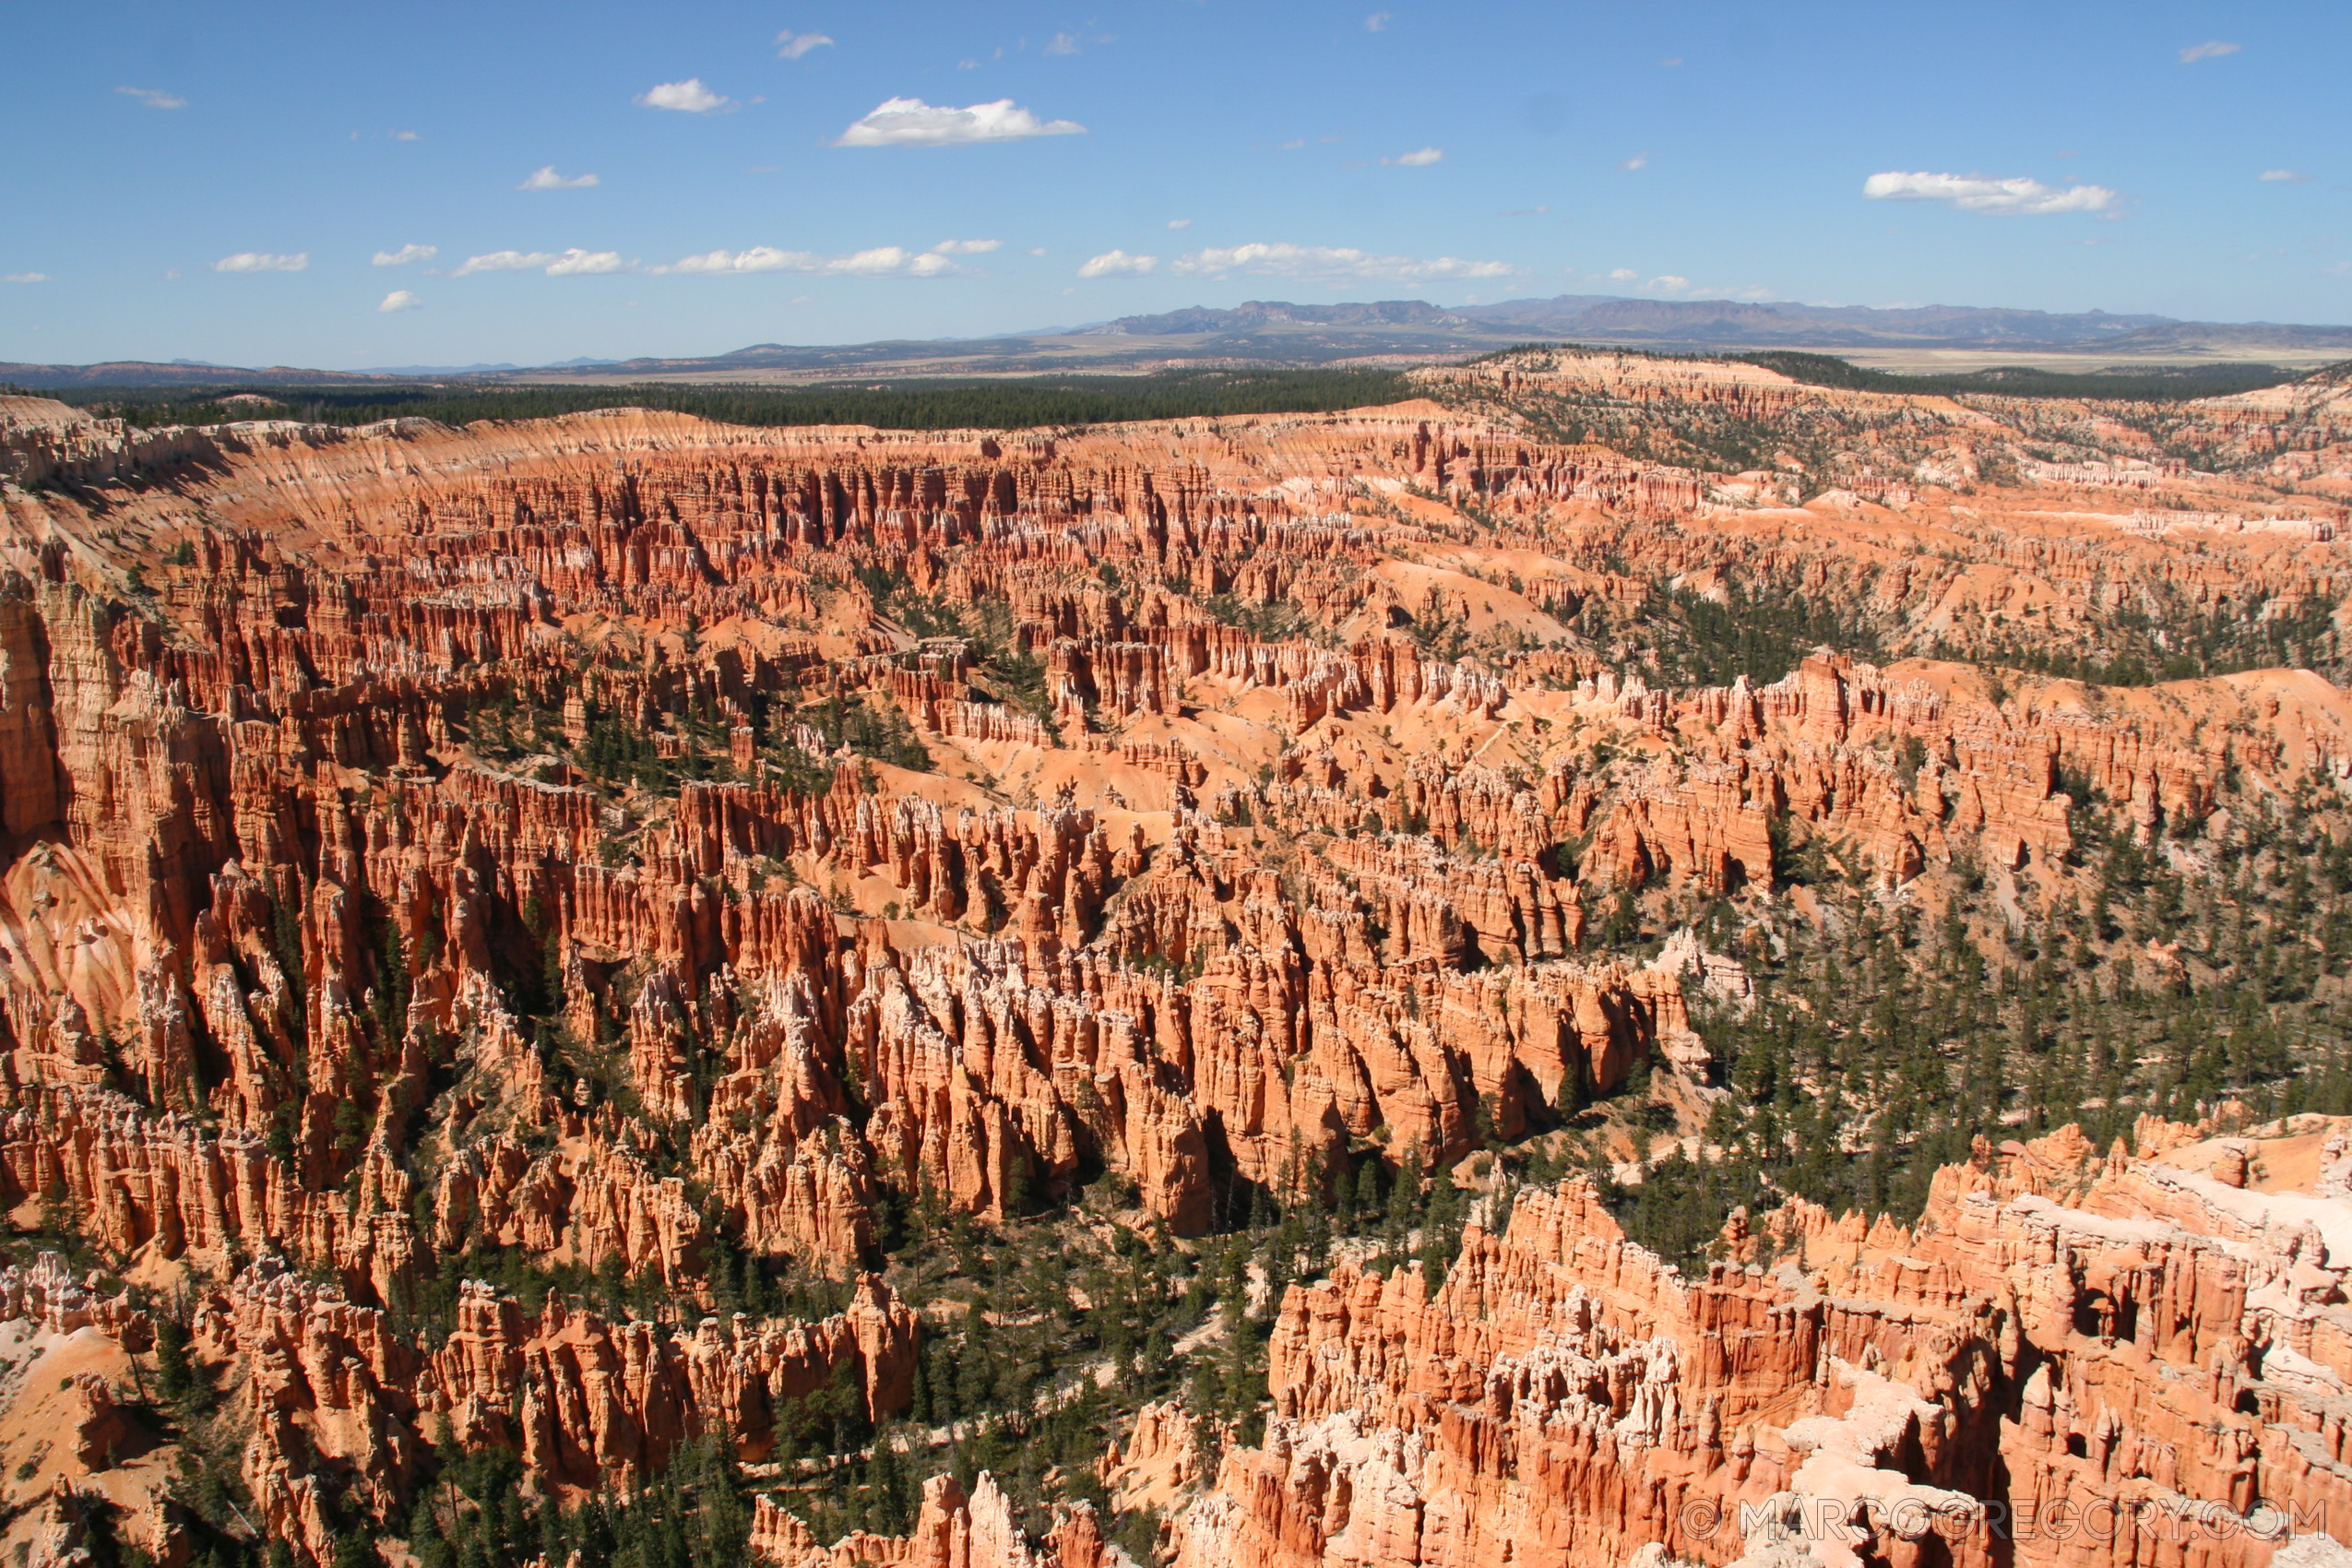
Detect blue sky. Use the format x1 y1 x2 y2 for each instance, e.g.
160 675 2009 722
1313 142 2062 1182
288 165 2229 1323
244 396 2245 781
2 1 2346 369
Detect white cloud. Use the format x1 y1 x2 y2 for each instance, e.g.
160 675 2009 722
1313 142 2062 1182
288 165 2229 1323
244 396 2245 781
373 244 438 267
2259 169 2309 184
116 86 184 109
548 250 625 275
467 236 992 285
776 30 833 59
636 78 728 113
1646 275 1691 292
2180 40 2240 63
835 97 1084 147
2 272 50 284
1385 147 1443 166
651 244 976 278
454 248 625 277
1862 171 2118 215
519 166 600 190
1046 31 1079 54
394 130 419 141
1169 242 1510 283
213 252 309 273
1608 267 1637 280
1620 152 1649 172
1167 219 1192 230
454 251 552 275
1078 250 1158 278
377 290 422 313
1364 10 1391 30
842 247 956 276
659 249 814 274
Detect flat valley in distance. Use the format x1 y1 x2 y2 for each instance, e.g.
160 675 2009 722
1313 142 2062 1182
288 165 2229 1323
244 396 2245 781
10 291 2352 392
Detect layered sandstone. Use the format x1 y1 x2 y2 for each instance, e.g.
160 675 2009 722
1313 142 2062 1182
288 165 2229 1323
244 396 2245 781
1172 1119 2352 1568
0 350 2343 1562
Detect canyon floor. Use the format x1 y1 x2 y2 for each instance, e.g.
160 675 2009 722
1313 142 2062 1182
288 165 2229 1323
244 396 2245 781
0 346 2348 1568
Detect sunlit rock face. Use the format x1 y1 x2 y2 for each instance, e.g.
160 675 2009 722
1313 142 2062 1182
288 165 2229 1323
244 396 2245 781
0 346 2346 1565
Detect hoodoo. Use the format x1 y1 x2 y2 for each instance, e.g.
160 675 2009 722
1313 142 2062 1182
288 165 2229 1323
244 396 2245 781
0 341 2346 1567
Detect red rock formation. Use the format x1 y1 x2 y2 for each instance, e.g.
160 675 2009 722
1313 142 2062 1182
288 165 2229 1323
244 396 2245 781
754 1472 1104 1568
205 1259 916 1564
1174 1120 2352 1568
0 362 2345 1562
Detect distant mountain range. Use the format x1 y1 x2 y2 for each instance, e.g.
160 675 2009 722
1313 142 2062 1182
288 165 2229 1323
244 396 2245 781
1076 296 2352 353
6 295 2349 389
1471 297 2182 347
